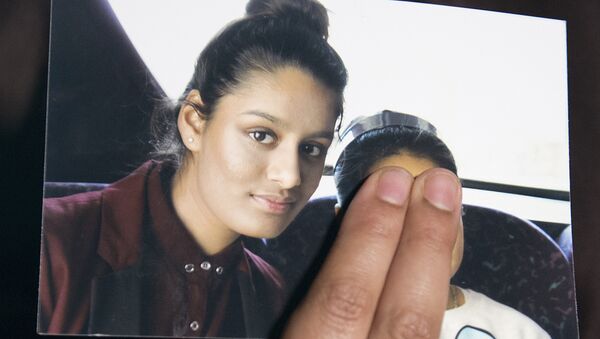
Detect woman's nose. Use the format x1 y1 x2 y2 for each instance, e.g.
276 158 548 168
267 144 302 189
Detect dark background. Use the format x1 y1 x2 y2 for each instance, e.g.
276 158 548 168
43 0 163 183
1 0 598 337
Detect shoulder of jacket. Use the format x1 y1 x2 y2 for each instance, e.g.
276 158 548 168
43 191 104 231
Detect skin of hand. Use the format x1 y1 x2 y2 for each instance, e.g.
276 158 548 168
282 166 462 339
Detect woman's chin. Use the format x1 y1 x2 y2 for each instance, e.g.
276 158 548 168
232 207 297 239
236 222 288 240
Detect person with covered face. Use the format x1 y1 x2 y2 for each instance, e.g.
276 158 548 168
333 111 551 339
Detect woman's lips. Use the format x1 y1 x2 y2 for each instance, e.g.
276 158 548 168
251 194 295 214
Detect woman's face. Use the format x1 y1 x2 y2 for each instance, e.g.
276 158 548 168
183 66 338 240
369 152 464 277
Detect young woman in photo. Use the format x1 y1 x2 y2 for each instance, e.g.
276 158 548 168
38 0 347 336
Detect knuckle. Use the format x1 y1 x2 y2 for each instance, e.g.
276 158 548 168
384 310 433 339
319 279 372 329
365 215 397 240
409 224 455 255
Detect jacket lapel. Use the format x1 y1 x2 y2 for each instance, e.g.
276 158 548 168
97 160 158 270
89 161 156 335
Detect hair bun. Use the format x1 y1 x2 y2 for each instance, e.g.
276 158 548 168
245 0 330 39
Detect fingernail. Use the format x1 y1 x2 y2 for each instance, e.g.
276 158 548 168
423 172 460 212
376 168 412 206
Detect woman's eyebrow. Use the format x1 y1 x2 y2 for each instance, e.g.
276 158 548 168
242 110 283 126
306 131 334 140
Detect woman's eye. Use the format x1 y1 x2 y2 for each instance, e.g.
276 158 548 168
301 144 323 157
249 130 275 144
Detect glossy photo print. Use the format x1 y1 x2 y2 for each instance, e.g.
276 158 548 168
38 0 577 338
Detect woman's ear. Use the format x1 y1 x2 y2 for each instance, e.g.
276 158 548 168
334 203 341 215
177 89 205 152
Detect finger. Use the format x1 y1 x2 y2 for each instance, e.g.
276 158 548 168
283 168 414 339
369 168 462 339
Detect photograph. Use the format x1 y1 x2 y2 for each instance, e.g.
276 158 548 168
38 0 577 337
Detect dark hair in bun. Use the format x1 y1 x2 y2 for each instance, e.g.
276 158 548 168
245 0 329 38
151 0 347 166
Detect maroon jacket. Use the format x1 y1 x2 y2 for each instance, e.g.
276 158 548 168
38 161 284 336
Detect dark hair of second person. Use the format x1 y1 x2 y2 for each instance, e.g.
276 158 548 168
334 125 457 208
